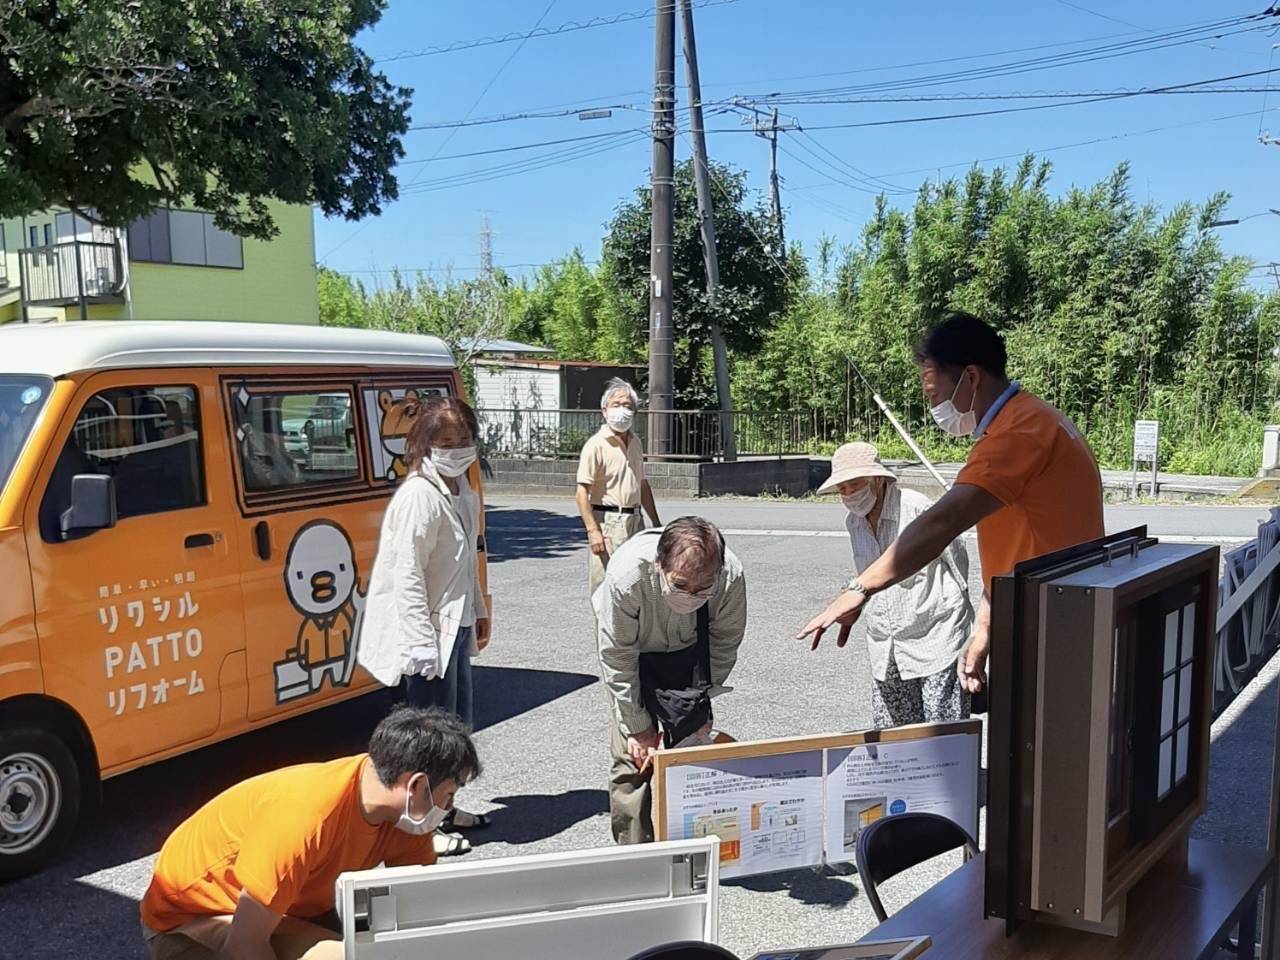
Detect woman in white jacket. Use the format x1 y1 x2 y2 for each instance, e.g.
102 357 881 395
359 396 491 854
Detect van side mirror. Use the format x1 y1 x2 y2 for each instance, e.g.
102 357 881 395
60 474 117 540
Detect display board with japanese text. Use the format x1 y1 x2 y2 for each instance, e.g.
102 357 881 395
654 721 981 880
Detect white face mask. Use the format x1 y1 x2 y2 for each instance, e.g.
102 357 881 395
660 568 713 615
397 776 447 836
841 486 876 517
930 376 978 438
605 407 635 433
430 446 477 478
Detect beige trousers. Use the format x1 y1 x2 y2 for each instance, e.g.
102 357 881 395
587 510 645 597
144 915 341 960
609 711 656 845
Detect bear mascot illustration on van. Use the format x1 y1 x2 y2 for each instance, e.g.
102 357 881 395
274 520 367 703
377 388 423 482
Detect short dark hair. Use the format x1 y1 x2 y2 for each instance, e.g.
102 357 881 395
404 396 481 472
657 516 724 574
915 312 1008 378
368 706 482 788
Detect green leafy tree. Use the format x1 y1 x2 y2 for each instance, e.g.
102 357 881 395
505 249 640 363
0 0 410 238
743 156 1280 474
603 159 789 405
316 267 367 328
319 268 515 397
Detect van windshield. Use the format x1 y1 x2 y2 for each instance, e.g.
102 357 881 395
0 376 52 498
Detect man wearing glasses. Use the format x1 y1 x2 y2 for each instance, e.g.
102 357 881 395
593 517 748 843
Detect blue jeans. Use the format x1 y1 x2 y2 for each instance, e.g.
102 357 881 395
402 627 473 727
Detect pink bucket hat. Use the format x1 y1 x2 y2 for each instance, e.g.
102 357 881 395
817 442 896 495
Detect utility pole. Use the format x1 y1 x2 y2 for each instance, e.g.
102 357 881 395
738 104 796 256
647 0 676 458
767 108 785 256
678 0 736 461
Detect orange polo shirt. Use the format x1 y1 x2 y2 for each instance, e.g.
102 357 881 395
955 390 1104 593
140 754 435 931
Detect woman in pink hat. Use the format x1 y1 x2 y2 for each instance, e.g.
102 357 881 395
816 442 975 726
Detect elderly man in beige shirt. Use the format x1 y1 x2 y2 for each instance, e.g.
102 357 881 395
576 377 661 597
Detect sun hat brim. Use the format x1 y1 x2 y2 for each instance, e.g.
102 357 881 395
817 461 896 495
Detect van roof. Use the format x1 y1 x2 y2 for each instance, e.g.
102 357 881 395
0 321 456 377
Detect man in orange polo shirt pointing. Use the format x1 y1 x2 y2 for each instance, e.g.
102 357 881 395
799 312 1104 694
140 706 480 960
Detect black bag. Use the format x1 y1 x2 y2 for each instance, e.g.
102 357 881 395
638 605 713 749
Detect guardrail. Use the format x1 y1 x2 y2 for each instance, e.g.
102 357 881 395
475 407 890 460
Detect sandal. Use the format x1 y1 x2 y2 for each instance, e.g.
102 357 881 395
442 808 492 831
432 830 471 857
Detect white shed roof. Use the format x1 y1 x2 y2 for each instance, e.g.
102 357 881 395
0 321 455 377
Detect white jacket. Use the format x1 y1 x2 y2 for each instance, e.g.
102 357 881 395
358 463 487 687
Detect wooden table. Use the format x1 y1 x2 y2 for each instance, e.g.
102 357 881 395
857 840 1271 960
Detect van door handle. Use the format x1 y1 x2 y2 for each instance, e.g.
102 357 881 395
253 521 272 561
184 532 216 549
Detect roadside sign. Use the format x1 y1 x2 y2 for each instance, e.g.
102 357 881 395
1131 420 1160 499
1133 420 1160 461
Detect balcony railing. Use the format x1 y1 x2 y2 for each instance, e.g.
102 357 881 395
19 241 124 307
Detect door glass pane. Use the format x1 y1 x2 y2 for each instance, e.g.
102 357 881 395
1161 674 1176 736
1175 726 1190 784
1180 603 1196 664
40 385 204 540
1178 663 1194 723
232 388 359 493
1158 738 1173 799
1164 611 1178 673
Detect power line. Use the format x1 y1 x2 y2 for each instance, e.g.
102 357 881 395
1050 0 1145 32
407 103 653 132
746 67 1280 134
394 13 1276 135
751 84 1279 107
792 131 914 195
398 130 647 164
397 132 650 194
373 0 744 63
731 14 1271 102
868 106 1280 180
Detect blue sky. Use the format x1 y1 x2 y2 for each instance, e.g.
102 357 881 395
315 1 1280 289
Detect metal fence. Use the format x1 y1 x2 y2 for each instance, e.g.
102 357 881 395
475 407 893 460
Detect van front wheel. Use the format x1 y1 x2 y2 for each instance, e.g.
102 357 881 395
0 727 81 881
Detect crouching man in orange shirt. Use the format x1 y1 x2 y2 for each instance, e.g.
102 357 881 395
140 706 481 960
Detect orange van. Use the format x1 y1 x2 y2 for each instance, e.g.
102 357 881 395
0 321 489 879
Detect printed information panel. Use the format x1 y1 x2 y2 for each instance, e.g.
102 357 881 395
654 721 980 880
659 750 824 880
823 733 979 862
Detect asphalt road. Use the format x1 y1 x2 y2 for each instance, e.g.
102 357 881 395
2 495 1275 958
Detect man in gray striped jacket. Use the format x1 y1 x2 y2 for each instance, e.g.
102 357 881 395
592 517 748 844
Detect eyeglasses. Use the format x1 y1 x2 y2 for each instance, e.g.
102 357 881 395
661 569 716 600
